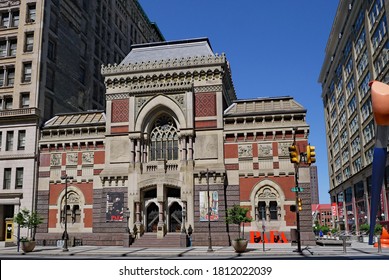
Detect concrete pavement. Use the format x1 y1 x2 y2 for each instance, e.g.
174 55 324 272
0 240 388 259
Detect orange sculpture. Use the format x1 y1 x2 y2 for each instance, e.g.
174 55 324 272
374 227 389 248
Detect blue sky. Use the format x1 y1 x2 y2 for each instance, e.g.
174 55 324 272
138 0 340 203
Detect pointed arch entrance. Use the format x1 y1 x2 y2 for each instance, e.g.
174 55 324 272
146 202 159 232
168 202 182 232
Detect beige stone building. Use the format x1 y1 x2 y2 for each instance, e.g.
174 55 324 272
0 0 163 242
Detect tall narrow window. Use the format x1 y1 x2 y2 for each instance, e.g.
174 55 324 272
25 33 34 52
47 40 55 60
20 92 30 108
1 12 9 27
18 130 26 150
23 62 32 83
0 131 2 150
11 11 19 27
9 39 17 56
6 131 13 151
46 67 55 90
4 96 12 109
0 40 6 57
269 201 278 220
7 68 15 86
149 115 179 161
27 4 36 23
0 69 4 87
15 167 23 189
3 168 11 189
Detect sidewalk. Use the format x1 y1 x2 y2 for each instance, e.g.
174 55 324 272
1 240 388 258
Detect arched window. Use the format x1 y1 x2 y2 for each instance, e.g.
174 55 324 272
60 191 81 224
149 115 179 161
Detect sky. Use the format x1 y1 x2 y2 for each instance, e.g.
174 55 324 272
138 0 340 203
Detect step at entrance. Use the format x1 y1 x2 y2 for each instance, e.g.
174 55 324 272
131 233 187 248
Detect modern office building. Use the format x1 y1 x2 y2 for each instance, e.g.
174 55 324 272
0 0 163 242
318 0 389 232
35 38 316 247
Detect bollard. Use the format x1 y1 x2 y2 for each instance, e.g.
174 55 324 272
378 236 382 253
342 236 347 253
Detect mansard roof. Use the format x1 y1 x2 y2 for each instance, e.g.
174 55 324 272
120 38 214 65
43 111 106 129
224 96 307 117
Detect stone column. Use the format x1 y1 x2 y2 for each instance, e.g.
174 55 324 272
157 202 166 238
188 136 193 160
135 202 142 238
181 137 187 161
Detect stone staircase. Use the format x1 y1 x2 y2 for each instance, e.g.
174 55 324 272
131 232 187 248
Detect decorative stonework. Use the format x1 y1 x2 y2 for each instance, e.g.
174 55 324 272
0 1 20 8
278 142 292 157
238 144 252 158
111 99 129 123
194 85 222 93
101 54 226 75
82 152 94 164
195 93 216 117
257 187 278 199
106 93 130 100
50 154 61 166
173 94 185 106
258 144 272 157
66 153 78 165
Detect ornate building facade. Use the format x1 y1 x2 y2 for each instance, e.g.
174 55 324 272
35 38 315 247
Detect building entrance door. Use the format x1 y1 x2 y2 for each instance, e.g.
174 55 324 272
169 202 182 232
146 203 159 232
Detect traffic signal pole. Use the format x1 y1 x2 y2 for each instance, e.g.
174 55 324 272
294 164 302 253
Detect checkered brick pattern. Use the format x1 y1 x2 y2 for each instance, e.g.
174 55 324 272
195 93 216 117
111 99 129 122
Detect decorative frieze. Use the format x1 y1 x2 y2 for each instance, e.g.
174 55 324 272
66 153 78 165
101 54 226 75
278 142 293 157
258 143 272 157
238 144 252 158
106 93 130 100
50 154 61 166
194 85 222 93
82 152 94 164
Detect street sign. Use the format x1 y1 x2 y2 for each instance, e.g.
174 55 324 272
291 187 304 192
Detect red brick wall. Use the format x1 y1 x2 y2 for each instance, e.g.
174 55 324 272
224 143 238 158
84 209 93 228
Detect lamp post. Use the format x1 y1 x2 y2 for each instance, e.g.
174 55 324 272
200 169 215 253
61 174 73 252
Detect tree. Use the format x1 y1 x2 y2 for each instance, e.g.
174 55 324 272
14 208 43 241
226 205 253 240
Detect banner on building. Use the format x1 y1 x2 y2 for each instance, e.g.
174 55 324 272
199 191 219 221
106 192 124 221
331 203 337 217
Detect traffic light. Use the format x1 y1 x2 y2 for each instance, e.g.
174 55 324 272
297 198 302 211
288 145 300 164
307 145 316 164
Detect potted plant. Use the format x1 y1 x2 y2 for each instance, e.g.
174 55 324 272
14 208 43 253
226 204 252 253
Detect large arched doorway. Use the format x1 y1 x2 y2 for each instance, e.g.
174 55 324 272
169 202 182 232
146 202 159 232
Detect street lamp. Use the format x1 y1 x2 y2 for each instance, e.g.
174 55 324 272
200 169 215 253
61 174 73 252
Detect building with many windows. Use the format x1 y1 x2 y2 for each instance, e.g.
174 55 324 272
0 0 163 242
318 0 389 232
34 38 316 247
